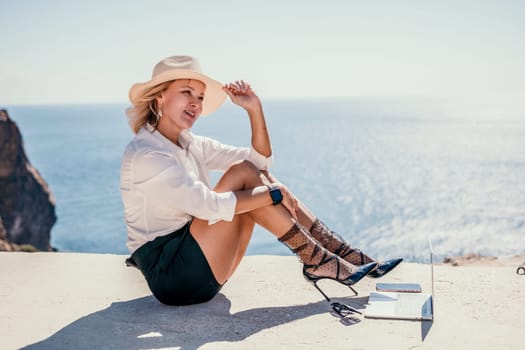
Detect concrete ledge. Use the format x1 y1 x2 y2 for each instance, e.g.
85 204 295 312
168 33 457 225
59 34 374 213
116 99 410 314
1 252 523 349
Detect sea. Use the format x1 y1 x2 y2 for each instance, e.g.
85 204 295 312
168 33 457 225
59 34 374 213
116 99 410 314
5 97 525 262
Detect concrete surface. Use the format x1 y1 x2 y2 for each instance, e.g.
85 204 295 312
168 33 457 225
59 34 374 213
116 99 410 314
1 252 523 349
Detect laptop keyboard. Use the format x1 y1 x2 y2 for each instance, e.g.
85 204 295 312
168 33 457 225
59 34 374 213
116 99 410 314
395 293 432 316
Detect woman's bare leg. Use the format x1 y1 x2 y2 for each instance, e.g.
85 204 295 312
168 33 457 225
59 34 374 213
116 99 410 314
191 161 372 285
191 214 255 284
261 170 317 229
260 170 374 262
261 171 403 277
191 160 297 284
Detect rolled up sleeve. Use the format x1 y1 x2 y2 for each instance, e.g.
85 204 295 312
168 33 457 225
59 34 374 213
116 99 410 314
247 146 273 170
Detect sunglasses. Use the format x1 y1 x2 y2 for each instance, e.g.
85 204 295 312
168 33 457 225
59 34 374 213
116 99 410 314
331 302 362 318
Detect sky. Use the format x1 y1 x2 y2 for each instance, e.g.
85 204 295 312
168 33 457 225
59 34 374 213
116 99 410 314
1 0 524 105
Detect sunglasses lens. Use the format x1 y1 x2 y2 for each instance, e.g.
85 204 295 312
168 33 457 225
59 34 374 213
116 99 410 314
331 302 361 317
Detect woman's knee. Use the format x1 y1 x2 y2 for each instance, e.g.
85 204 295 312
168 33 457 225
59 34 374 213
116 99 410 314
227 160 264 187
229 159 259 174
215 160 262 192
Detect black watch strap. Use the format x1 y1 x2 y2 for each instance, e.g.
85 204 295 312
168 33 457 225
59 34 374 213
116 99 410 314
267 184 283 205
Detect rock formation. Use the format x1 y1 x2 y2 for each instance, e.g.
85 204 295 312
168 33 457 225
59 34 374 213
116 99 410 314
0 109 56 251
0 215 11 250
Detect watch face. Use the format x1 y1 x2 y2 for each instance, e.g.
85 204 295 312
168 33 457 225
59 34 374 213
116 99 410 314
276 190 283 202
270 188 283 204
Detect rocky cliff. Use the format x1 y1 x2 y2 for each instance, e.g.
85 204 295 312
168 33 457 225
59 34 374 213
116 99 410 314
0 109 56 251
0 215 11 250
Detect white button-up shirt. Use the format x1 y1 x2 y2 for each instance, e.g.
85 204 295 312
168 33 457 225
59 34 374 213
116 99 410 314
120 124 273 254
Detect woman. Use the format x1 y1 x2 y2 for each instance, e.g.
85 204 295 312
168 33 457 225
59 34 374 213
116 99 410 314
121 55 402 306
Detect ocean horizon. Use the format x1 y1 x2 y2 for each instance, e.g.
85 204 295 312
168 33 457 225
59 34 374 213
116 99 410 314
4 97 525 262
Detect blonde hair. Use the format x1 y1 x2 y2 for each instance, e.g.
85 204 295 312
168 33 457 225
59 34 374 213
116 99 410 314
126 80 174 134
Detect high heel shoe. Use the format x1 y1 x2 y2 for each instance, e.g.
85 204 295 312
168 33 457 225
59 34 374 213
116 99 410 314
337 245 403 279
303 255 377 302
309 220 402 278
367 258 403 278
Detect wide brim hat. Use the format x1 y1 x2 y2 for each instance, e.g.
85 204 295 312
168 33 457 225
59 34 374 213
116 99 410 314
129 55 227 116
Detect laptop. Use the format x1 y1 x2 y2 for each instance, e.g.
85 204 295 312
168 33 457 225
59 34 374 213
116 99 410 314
364 240 435 321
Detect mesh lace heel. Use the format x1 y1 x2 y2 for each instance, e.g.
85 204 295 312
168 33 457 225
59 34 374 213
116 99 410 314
278 223 377 300
302 258 377 301
310 219 403 278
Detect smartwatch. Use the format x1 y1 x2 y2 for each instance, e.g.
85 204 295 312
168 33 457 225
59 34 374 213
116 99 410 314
267 184 283 205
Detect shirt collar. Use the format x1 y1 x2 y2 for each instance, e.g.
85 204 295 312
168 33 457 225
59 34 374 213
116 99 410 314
144 123 194 151
178 129 194 149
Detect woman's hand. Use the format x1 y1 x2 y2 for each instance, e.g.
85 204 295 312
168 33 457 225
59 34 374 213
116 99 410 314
224 80 272 160
275 183 299 219
223 80 262 113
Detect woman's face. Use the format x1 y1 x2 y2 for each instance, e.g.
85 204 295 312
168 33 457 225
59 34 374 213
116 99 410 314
156 79 206 134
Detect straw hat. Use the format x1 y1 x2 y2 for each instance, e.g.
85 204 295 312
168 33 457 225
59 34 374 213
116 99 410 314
129 55 227 116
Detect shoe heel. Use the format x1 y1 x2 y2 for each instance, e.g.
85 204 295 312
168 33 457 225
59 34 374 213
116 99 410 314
303 266 359 301
348 285 358 297
312 281 332 302
310 279 358 300
303 266 333 301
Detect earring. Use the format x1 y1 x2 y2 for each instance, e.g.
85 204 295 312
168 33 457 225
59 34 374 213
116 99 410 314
148 102 162 122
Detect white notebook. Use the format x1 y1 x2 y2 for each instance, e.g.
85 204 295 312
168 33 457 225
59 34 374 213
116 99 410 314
365 240 435 321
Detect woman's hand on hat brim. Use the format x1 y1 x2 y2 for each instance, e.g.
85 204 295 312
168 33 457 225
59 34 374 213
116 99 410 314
223 80 262 113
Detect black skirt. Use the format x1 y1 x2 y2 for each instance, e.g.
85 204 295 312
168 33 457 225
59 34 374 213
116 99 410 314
129 222 222 306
